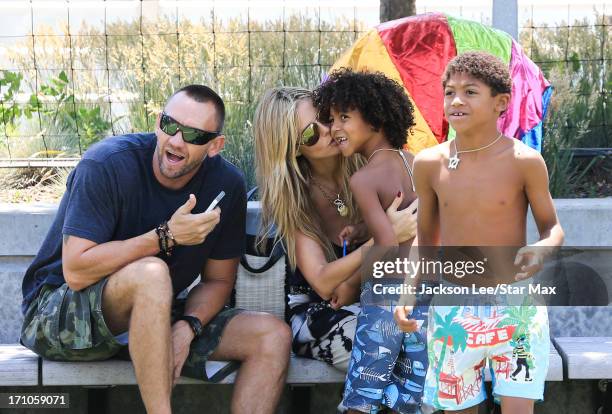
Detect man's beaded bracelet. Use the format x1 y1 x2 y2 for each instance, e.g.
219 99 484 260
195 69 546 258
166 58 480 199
155 221 176 257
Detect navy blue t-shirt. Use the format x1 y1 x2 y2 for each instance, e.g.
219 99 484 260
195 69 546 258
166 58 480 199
21 133 246 314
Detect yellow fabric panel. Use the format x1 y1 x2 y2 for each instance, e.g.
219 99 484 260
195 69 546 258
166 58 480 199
331 30 439 154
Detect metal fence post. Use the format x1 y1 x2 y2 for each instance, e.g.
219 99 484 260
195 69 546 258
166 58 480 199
492 0 518 39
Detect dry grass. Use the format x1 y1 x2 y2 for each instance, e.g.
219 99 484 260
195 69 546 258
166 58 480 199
0 167 70 203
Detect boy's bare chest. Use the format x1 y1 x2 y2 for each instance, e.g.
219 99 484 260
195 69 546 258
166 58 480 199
433 157 525 216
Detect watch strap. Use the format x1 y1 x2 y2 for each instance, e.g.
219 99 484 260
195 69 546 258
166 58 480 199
179 315 203 337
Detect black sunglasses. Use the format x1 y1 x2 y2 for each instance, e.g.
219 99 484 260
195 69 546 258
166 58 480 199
300 122 324 147
160 112 221 145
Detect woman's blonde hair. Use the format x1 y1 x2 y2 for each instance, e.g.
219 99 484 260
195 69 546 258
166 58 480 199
253 86 362 269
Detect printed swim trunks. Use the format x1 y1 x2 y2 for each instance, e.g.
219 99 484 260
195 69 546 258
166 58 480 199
342 280 430 414
423 304 549 411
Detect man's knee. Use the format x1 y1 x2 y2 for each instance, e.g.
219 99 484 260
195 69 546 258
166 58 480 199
109 256 173 301
255 314 292 357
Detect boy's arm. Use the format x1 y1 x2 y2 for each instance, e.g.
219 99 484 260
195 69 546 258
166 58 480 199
523 152 564 246
330 270 362 309
515 151 565 280
349 171 398 246
395 150 440 332
414 152 441 247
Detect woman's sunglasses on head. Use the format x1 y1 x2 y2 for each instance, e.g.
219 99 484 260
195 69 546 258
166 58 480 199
160 112 221 145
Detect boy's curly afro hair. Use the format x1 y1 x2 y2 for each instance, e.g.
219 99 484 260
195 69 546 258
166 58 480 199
442 51 512 96
313 68 415 149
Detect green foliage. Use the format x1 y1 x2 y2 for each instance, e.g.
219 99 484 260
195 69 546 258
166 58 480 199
1 14 361 190
539 66 604 197
520 14 610 197
38 70 112 151
0 70 26 138
1 10 608 196
74 106 112 149
1 69 113 156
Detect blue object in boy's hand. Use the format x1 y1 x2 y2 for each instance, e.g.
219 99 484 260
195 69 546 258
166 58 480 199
343 239 347 257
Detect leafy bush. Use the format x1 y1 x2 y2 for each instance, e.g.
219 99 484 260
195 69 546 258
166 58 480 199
520 14 611 197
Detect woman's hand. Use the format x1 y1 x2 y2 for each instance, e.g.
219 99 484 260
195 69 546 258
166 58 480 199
386 192 418 244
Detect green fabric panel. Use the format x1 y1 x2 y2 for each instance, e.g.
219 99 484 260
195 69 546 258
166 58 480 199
447 126 456 141
446 15 512 64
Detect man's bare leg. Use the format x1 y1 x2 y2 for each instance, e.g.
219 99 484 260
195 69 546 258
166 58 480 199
500 396 534 414
209 312 292 414
102 257 174 414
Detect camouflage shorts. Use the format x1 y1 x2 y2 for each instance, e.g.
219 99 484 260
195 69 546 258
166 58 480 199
21 278 244 382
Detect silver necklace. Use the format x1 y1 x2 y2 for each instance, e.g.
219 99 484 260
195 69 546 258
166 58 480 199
367 148 399 163
449 132 503 170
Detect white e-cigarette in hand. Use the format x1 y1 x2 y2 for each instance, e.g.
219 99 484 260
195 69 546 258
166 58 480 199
204 191 226 213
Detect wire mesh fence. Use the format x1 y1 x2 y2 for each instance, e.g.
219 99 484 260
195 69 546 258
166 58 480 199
0 1 609 192
519 2 610 149
0 0 378 186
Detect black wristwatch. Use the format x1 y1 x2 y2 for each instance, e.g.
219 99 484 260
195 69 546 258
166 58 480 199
179 315 203 338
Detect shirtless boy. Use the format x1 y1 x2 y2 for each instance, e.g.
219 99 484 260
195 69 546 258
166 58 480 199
395 52 564 413
314 69 427 414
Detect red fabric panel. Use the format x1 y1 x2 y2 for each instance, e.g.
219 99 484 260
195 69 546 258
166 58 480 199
377 13 457 143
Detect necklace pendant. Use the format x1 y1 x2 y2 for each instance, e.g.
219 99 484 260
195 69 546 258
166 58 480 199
334 196 349 217
448 156 460 170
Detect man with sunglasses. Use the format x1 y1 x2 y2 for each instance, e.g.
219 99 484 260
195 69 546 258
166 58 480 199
20 85 291 414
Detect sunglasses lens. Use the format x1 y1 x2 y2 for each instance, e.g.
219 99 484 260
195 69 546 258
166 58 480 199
180 129 199 143
301 123 319 146
184 130 218 145
161 115 178 135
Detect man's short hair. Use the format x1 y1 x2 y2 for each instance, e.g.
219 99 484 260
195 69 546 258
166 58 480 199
170 84 226 132
313 68 415 149
442 51 512 96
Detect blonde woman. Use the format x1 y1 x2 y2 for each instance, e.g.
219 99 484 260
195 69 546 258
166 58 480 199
253 87 418 371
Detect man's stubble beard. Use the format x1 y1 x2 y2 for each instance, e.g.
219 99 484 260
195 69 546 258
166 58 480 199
157 146 205 179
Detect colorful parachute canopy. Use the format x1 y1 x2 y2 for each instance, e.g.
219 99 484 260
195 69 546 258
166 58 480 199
331 13 551 154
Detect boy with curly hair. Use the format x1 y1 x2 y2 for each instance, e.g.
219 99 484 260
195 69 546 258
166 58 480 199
314 69 428 414
394 51 564 413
